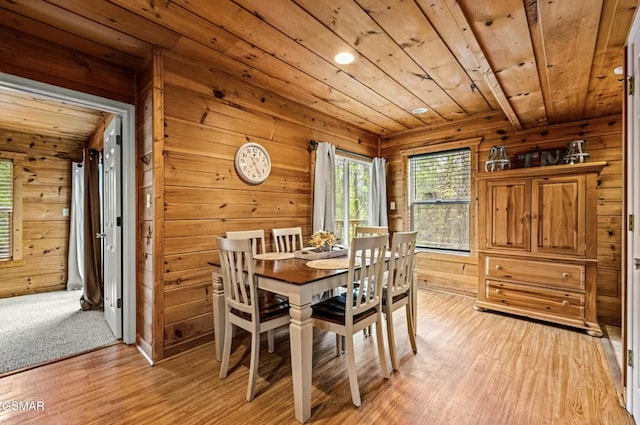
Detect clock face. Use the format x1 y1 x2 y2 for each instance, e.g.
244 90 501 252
234 142 272 184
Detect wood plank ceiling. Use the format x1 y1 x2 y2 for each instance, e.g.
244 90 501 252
0 88 107 140
0 0 636 136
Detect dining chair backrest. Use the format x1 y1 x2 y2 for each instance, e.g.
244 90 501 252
354 226 389 236
345 234 388 324
272 227 304 253
217 237 259 319
226 229 266 256
386 231 417 300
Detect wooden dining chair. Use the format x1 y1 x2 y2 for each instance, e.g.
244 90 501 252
311 234 390 407
226 229 266 256
272 227 304 253
354 225 389 237
216 237 290 401
383 231 418 371
354 225 388 337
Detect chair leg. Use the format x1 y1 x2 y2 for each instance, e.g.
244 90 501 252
386 308 399 371
344 334 361 407
219 319 234 379
375 314 390 379
406 304 417 353
363 325 371 337
411 282 417 336
267 329 275 353
246 328 261 401
339 335 346 354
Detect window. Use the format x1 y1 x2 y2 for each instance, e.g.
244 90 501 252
409 148 471 251
335 155 372 245
0 152 24 262
0 159 12 259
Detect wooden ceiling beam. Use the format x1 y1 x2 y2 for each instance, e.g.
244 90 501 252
418 0 523 131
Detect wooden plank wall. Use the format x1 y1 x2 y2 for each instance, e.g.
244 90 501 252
0 128 83 298
136 53 156 362
0 26 136 104
382 114 623 326
158 50 378 359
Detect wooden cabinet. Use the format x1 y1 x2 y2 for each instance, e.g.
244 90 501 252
476 162 606 336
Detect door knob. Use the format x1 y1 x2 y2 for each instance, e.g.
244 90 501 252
635 258 640 270
96 233 106 239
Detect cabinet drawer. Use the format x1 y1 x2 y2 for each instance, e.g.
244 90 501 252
485 256 584 290
486 280 585 319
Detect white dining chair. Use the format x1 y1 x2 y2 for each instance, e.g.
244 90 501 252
354 225 389 337
383 231 418 370
226 229 266 256
354 225 389 237
272 227 304 253
216 237 290 401
311 234 390 407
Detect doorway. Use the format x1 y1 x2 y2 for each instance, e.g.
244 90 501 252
626 14 640 423
0 72 136 345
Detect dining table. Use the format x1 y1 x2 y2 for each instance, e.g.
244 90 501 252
209 252 417 423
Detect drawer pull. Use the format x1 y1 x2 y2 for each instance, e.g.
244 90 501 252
562 272 570 279
562 300 570 307
495 288 502 294
495 264 503 271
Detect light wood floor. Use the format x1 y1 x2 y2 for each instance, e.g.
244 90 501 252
0 290 633 425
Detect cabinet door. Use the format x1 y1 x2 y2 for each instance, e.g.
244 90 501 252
484 179 530 252
531 176 586 256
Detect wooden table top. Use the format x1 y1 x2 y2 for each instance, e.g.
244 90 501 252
209 257 350 286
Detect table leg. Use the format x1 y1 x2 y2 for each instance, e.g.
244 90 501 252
289 300 313 423
212 271 226 362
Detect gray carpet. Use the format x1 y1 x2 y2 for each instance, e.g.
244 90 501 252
0 290 118 374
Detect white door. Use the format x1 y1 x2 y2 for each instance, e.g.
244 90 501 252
103 116 122 339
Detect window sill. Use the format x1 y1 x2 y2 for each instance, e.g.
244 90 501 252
0 258 26 268
414 248 477 264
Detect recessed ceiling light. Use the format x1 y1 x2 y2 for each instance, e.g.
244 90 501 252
411 107 429 114
334 52 354 65
614 65 624 75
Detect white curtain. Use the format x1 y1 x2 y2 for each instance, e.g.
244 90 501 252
312 142 336 233
371 157 388 226
66 162 84 290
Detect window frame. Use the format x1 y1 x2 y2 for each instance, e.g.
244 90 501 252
334 153 373 246
401 138 481 255
0 151 25 264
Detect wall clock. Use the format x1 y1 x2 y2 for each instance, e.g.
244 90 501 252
234 142 272 184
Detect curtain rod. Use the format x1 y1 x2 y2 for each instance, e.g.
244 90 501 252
308 140 373 161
